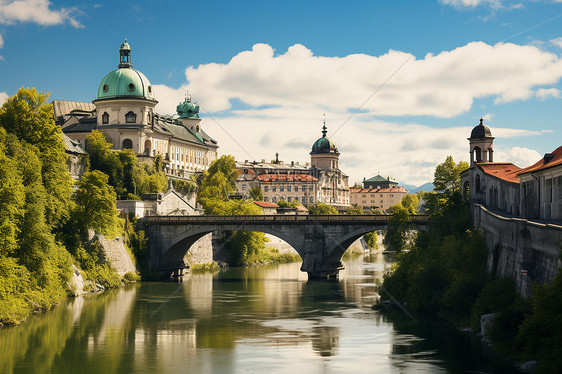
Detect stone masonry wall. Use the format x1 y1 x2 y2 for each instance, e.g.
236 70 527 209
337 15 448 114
472 204 562 298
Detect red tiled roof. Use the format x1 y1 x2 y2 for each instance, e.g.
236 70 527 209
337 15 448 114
257 174 318 182
517 146 562 176
254 201 279 208
349 186 409 194
477 162 521 184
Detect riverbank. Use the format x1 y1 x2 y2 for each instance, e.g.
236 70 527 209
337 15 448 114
378 191 562 373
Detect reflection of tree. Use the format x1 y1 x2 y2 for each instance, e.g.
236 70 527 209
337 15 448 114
312 326 340 357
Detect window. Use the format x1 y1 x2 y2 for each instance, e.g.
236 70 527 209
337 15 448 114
122 139 133 149
272 197 277 203
287 186 291 192
128 83 136 92
288 197 292 202
280 186 284 192
102 84 108 93
310 186 314 191
148 86 152 94
102 111 109 124
310 197 314 203
264 186 269 192
302 186 306 192
242 184 247 190
272 186 277 192
125 111 137 123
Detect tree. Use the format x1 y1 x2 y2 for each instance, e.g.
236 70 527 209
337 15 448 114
400 194 419 214
382 204 412 252
433 155 468 194
308 202 338 215
346 204 365 215
364 231 379 250
249 187 263 201
75 170 118 238
0 88 73 228
86 130 124 196
198 155 237 207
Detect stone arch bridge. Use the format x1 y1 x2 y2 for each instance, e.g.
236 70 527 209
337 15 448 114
142 214 429 279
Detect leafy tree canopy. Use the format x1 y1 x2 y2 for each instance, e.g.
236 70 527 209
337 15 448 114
433 155 468 194
308 202 338 215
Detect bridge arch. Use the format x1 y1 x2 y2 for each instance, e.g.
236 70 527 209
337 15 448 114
159 224 305 271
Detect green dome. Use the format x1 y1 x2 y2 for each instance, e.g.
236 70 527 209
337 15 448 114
310 124 338 154
96 68 155 100
177 97 200 119
96 39 156 101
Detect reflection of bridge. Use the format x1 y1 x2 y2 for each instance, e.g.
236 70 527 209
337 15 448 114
143 214 430 279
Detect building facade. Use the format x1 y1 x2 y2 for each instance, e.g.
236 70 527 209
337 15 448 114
54 40 218 178
461 119 562 221
235 123 350 209
349 186 409 212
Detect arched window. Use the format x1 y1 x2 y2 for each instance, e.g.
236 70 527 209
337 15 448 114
473 146 482 163
122 139 133 149
144 139 151 155
102 111 109 124
125 111 137 123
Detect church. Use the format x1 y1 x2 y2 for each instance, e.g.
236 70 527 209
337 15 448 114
53 40 219 178
461 119 562 221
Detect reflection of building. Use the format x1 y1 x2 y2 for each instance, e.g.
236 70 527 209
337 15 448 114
350 176 408 212
461 119 562 220
54 40 218 177
236 122 350 209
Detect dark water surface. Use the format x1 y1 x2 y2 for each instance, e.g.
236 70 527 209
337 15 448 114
1 254 512 373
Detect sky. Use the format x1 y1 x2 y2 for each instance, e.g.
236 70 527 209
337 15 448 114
1 0 562 186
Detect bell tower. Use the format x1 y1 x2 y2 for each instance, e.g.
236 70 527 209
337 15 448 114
468 118 494 167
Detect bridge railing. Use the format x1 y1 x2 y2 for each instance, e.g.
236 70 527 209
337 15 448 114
142 214 430 225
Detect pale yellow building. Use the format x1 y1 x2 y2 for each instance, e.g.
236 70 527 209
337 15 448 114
350 187 409 212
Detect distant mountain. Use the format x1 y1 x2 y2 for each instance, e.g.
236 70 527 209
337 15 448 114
400 182 434 193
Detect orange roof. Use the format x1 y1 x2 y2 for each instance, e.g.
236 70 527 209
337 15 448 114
477 162 521 184
517 146 562 176
254 201 279 208
257 174 318 182
350 186 409 194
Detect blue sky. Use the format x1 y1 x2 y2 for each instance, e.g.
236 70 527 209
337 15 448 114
1 0 562 185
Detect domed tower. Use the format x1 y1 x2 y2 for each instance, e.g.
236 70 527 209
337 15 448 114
468 118 494 167
310 120 339 170
93 39 158 152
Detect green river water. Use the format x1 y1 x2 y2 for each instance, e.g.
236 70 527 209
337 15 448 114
0 253 516 373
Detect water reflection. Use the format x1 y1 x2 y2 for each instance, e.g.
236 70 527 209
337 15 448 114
0 256 501 373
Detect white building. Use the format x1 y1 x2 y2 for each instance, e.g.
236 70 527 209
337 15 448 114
54 40 218 178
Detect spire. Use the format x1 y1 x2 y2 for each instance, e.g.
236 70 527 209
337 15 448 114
322 113 327 138
479 117 484 125
118 38 132 68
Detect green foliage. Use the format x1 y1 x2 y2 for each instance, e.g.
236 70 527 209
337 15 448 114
85 130 168 199
73 243 121 289
0 87 73 228
123 271 141 283
190 262 220 274
400 194 419 214
382 204 413 252
364 231 379 250
515 272 562 373
433 155 468 194
346 204 365 215
308 202 338 215
277 199 301 208
173 178 197 196
226 231 270 266
249 187 264 201
75 170 119 238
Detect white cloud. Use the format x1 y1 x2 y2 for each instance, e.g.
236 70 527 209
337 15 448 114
536 88 560 100
155 42 562 120
550 37 562 49
495 146 542 168
0 91 8 106
151 42 558 185
0 0 82 28
440 0 523 10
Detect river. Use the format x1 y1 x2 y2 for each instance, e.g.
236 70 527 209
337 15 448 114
0 253 516 373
